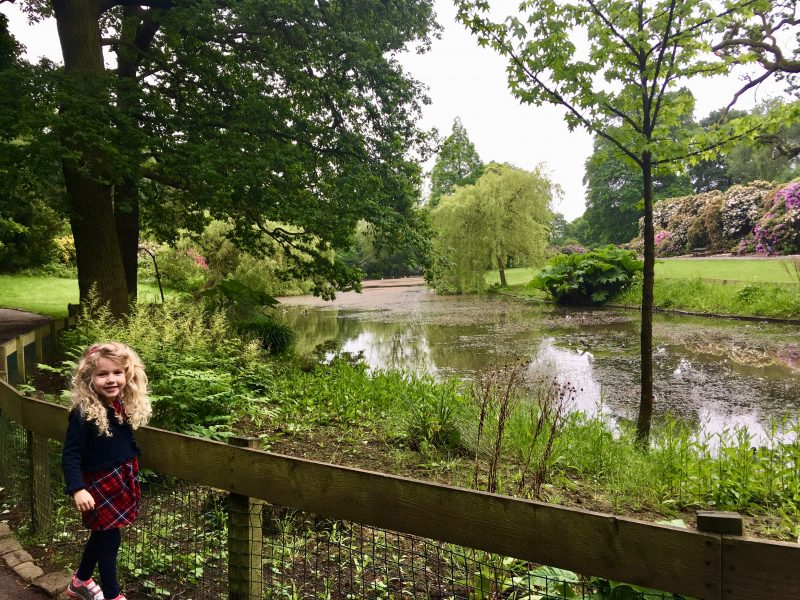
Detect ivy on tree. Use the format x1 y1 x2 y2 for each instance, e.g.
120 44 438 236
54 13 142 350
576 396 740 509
7 0 439 315
456 0 797 443
428 117 484 207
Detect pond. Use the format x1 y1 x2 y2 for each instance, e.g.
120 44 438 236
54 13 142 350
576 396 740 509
278 280 800 438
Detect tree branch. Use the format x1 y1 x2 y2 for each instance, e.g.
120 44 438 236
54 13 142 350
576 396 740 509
724 69 773 112
757 133 800 160
99 0 173 13
586 0 641 60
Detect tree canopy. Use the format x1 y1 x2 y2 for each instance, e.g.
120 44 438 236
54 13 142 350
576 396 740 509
7 0 439 314
428 162 552 293
583 136 692 245
428 117 484 207
455 0 797 442
690 101 800 192
0 15 66 271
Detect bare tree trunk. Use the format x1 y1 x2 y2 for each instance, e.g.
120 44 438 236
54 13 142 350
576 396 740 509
636 151 655 445
496 255 507 287
54 0 129 316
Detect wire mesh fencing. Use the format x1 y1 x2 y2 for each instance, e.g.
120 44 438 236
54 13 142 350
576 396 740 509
0 407 682 599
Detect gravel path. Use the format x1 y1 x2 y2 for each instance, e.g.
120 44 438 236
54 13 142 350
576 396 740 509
0 309 50 344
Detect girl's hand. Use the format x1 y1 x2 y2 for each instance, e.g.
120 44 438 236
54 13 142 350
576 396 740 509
72 489 95 512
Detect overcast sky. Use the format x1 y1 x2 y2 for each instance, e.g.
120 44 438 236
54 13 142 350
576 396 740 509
3 1 788 221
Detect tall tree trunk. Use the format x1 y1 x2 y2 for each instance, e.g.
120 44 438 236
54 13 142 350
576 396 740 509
114 180 140 302
54 0 129 316
636 152 655 444
496 255 507 287
113 9 161 303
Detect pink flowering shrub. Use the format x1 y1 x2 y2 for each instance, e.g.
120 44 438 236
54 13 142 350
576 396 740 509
654 229 684 256
778 181 800 211
747 181 800 255
188 248 210 270
561 244 587 255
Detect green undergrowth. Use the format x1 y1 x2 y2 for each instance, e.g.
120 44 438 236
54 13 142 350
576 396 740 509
486 258 800 289
32 297 800 541
499 275 800 319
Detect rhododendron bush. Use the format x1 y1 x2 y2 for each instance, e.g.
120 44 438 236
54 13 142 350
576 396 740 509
636 180 799 257
743 181 800 255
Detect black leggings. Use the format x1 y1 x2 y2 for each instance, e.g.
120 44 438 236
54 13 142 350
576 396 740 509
76 528 121 599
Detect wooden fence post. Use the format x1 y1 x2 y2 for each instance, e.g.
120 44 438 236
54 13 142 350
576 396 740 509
0 345 6 384
49 321 58 357
697 510 743 600
228 437 264 600
696 510 743 536
34 328 44 364
15 336 26 383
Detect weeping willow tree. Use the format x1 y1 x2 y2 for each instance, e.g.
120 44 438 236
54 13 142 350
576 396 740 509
428 163 553 293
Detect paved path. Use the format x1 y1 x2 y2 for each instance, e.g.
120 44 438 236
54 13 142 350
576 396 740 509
0 308 50 344
0 564 49 599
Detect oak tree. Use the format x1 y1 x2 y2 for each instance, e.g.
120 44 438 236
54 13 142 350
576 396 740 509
5 0 438 314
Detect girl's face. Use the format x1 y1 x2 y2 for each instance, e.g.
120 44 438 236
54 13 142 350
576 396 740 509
92 357 127 403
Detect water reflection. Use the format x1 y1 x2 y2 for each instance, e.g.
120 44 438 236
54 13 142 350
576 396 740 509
278 284 800 438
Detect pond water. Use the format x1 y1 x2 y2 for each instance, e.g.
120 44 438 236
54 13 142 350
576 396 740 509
278 281 800 438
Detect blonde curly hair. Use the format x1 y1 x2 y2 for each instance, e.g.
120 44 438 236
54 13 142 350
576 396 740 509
71 342 152 436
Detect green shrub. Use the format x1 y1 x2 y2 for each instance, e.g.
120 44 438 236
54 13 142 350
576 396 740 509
150 246 209 292
59 293 274 438
530 245 643 304
237 314 294 354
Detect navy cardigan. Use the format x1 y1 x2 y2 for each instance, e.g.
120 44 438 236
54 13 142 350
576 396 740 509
61 406 142 495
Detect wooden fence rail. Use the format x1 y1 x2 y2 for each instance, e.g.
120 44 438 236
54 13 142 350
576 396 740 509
1 380 799 599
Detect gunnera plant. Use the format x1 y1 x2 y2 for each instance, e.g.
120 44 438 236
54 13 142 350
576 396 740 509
530 245 643 304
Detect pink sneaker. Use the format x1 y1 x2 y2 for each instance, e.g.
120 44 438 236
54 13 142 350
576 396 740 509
66 575 103 600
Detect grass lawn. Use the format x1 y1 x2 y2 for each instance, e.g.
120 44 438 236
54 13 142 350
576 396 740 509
656 257 799 283
486 257 800 288
485 267 538 287
0 275 171 318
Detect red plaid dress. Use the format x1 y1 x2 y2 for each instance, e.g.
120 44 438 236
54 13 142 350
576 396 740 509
80 400 142 531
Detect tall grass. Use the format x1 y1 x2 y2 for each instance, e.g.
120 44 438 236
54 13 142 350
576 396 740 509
614 278 800 318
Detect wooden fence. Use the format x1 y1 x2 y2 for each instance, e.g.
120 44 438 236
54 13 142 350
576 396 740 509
0 316 74 385
1 379 799 599
0 317 799 599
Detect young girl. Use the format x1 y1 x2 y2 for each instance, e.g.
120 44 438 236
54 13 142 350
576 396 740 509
61 342 152 600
